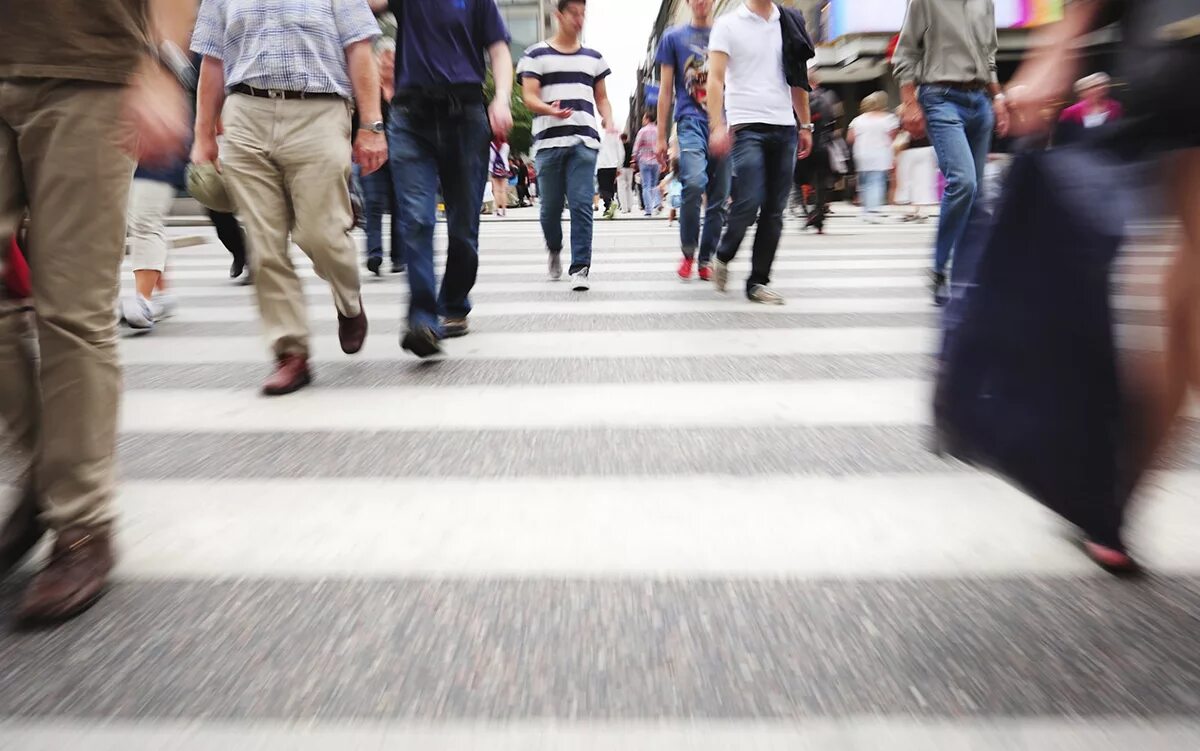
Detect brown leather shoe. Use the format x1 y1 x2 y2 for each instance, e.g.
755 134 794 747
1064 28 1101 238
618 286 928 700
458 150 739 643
15 527 113 629
337 297 368 354
0 484 45 580
262 354 311 396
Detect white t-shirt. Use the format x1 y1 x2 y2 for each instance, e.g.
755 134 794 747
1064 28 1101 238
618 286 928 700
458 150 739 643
849 113 900 172
709 4 794 127
517 42 611 154
597 131 623 169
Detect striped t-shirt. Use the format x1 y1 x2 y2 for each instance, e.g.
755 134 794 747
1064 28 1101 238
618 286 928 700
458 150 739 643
517 42 611 153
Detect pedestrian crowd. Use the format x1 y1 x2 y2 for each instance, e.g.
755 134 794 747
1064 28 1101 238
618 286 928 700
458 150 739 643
0 0 1197 629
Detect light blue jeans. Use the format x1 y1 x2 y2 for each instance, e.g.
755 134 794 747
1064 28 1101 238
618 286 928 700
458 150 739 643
857 170 888 215
536 142 599 273
639 162 661 214
919 86 995 275
676 116 730 264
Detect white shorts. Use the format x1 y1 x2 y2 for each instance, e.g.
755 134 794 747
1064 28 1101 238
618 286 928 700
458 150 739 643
894 147 939 207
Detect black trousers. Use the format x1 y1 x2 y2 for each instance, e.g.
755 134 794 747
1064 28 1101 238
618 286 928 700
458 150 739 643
597 167 618 209
207 209 246 262
793 145 830 229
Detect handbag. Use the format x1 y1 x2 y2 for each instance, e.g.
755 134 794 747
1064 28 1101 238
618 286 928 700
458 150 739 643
934 147 1141 546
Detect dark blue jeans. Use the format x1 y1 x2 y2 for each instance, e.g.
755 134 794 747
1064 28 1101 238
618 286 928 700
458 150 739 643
535 142 598 274
363 161 402 266
677 116 730 264
919 86 994 275
388 101 491 332
715 124 797 294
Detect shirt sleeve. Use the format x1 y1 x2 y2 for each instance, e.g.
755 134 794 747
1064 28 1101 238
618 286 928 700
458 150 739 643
891 0 926 85
595 54 611 82
477 0 513 47
985 0 999 84
886 114 900 132
333 0 382 48
190 0 227 59
709 18 732 56
516 50 539 85
655 30 675 69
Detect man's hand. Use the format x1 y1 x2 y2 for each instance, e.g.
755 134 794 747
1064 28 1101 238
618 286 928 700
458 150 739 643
900 99 926 138
122 61 189 166
603 118 619 135
190 132 219 169
992 97 1011 138
655 136 669 165
489 98 513 141
709 124 732 158
546 101 574 120
354 130 388 175
797 128 813 160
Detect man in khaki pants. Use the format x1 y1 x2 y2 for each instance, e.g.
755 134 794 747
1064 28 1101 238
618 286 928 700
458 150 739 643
0 0 193 627
191 0 387 395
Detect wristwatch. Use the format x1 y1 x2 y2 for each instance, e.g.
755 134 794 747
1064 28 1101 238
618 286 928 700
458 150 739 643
360 120 386 134
798 123 815 131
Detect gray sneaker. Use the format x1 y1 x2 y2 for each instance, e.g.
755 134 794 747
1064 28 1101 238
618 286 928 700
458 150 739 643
712 258 729 293
747 285 785 305
548 252 563 281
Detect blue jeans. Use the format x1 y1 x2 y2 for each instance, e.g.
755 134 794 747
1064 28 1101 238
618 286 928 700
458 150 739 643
716 125 797 294
919 86 994 275
639 162 661 214
677 116 730 264
363 160 402 266
388 100 491 332
858 170 887 215
536 143 599 274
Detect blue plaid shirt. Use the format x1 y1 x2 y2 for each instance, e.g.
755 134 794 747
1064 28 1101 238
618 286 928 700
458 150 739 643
191 0 381 99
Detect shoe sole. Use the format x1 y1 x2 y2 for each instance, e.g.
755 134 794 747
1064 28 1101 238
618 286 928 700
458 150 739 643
402 330 443 359
572 281 590 291
441 327 469 339
262 371 312 397
121 299 154 330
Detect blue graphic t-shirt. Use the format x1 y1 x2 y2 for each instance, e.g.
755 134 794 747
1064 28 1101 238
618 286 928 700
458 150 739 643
655 24 711 123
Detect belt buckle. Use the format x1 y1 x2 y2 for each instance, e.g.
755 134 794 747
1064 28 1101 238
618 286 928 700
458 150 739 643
267 89 286 100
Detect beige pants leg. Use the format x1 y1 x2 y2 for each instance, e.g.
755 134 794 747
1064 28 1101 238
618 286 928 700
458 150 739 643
0 79 132 531
274 98 361 319
126 178 177 272
220 94 306 357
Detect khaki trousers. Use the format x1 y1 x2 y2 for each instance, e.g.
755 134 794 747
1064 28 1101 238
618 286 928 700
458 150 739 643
220 94 362 358
0 79 133 531
127 177 177 272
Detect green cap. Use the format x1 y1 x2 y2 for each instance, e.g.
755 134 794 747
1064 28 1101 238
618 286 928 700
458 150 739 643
185 162 236 214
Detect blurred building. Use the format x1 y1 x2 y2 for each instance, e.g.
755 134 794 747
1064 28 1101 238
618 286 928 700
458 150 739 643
497 0 553 57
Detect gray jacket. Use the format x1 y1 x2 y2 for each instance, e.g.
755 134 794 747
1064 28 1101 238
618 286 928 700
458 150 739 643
892 0 999 86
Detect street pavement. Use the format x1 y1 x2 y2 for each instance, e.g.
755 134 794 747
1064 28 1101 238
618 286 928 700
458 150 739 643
2 211 1200 749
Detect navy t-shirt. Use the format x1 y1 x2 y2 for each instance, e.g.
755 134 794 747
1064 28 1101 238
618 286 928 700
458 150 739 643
655 25 712 122
388 0 511 90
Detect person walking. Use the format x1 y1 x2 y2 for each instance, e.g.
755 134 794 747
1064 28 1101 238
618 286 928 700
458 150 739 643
597 129 622 219
656 0 730 282
1055 72 1123 146
617 133 635 213
893 125 939 223
0 0 192 628
893 0 1009 306
707 0 814 305
633 112 662 215
122 159 186 331
518 0 616 292
191 0 384 394
489 139 512 217
363 43 404 277
848 91 899 223
368 0 512 357
795 69 840 233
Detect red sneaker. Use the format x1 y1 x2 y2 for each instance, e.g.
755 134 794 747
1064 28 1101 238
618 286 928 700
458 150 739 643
698 263 713 282
677 256 695 281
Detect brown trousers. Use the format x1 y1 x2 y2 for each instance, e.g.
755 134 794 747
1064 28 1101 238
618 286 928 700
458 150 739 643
220 93 362 358
0 79 133 531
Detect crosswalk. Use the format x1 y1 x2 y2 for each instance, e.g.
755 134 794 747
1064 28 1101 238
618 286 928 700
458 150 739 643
2 213 1199 749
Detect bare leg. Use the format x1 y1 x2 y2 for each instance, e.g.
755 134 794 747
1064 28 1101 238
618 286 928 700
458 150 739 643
133 269 163 300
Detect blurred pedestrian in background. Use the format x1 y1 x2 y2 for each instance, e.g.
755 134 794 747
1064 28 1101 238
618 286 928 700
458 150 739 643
893 122 939 223
0 0 192 628
597 129 623 220
489 138 512 217
368 0 512 355
122 160 185 331
191 0 384 395
617 133 635 213
893 0 1009 306
1055 72 1123 146
519 0 616 292
848 91 899 224
363 41 405 277
634 112 662 215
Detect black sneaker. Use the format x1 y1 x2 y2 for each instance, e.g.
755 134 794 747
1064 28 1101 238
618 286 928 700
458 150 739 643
367 256 383 277
442 317 469 339
229 253 246 280
401 326 443 358
930 270 949 307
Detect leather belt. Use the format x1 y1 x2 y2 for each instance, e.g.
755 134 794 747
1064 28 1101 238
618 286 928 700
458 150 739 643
231 84 343 101
928 80 988 92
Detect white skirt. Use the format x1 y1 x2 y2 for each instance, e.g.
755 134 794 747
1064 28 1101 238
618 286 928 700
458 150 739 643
894 147 939 206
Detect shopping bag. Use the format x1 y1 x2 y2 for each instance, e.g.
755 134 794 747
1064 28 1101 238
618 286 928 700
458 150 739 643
934 147 1137 542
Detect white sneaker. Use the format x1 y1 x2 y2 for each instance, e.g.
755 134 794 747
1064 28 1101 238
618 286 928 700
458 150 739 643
150 292 177 321
570 267 590 291
712 258 729 293
121 295 155 330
